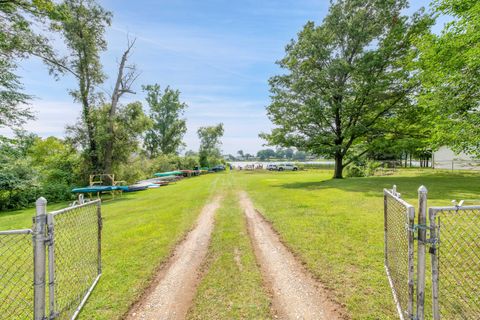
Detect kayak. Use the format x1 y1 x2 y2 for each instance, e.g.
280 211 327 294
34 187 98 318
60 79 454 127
72 185 121 193
154 171 183 177
125 185 149 192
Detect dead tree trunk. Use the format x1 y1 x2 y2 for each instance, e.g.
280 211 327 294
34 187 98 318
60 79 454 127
103 39 138 176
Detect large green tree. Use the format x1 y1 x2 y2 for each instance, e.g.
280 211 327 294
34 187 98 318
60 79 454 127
197 123 224 167
56 0 111 171
418 0 480 156
143 84 188 157
0 0 60 128
262 0 432 178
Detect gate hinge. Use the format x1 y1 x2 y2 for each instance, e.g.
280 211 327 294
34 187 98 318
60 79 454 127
45 225 54 246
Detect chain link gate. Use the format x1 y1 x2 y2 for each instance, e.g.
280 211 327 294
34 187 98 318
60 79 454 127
0 197 102 320
428 205 480 320
384 186 415 320
385 185 480 320
0 229 34 319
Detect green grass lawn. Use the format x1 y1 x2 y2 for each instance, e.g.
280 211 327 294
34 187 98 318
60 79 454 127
187 175 271 320
0 173 225 319
234 169 480 319
2 169 478 319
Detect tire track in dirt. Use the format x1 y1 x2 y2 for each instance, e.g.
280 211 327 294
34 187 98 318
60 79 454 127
239 191 346 320
126 196 222 320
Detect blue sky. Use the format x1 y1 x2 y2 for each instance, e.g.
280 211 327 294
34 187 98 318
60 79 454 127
2 0 447 155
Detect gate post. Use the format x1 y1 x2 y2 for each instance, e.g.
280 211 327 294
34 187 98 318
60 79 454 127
417 186 428 320
33 197 47 320
429 208 440 320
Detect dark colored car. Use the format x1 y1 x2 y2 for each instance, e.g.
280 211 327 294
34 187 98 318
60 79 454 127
211 165 226 172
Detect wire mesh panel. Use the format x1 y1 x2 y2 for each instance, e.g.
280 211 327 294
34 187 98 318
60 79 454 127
384 188 415 320
49 199 101 319
0 229 34 320
429 206 480 319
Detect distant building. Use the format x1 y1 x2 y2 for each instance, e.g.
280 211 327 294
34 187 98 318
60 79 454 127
433 146 479 170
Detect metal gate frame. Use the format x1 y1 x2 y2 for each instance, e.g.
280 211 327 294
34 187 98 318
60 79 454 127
385 186 480 320
33 197 102 320
384 186 416 320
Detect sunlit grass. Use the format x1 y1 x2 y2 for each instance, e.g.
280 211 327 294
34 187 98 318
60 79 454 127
234 169 480 319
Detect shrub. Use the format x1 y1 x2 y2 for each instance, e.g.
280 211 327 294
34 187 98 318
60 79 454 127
344 163 366 177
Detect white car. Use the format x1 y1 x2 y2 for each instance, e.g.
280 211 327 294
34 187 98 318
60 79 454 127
277 163 298 171
266 164 278 171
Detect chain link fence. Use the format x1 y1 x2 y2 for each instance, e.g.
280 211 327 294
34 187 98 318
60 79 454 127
49 200 102 319
429 206 480 320
384 187 415 320
0 229 34 320
0 198 102 320
385 186 480 319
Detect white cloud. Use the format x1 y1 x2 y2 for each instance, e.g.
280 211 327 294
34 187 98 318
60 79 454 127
0 100 80 138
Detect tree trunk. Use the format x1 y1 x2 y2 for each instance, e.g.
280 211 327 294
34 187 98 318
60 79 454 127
333 153 343 179
104 41 136 175
83 103 99 172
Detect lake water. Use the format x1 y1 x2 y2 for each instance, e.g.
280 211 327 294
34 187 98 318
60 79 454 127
228 161 335 168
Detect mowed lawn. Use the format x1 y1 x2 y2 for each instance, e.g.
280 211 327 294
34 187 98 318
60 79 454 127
0 173 225 319
234 169 480 319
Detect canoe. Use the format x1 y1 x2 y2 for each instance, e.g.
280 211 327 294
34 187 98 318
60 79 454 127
154 171 183 177
125 185 149 192
72 185 120 193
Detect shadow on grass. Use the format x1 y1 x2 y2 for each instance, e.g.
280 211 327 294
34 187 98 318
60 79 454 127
277 171 480 201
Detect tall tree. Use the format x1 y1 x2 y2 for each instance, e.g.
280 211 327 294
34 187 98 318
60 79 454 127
261 0 432 178
197 123 224 167
104 39 139 174
0 0 60 128
143 84 188 157
418 0 480 156
56 0 111 171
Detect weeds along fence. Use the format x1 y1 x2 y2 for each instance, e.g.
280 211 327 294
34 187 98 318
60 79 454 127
0 198 102 320
384 186 480 320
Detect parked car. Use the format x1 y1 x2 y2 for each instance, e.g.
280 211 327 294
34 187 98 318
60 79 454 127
211 165 226 172
266 164 278 171
277 163 298 171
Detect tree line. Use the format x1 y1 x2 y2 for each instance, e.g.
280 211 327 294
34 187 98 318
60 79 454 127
229 148 309 161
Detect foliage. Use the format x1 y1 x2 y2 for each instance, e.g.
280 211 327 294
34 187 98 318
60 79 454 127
0 132 79 209
418 0 480 156
262 0 433 178
28 136 80 201
151 154 199 173
143 84 188 157
0 0 61 128
256 148 276 160
56 0 112 170
344 159 381 177
67 101 151 175
197 123 224 167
